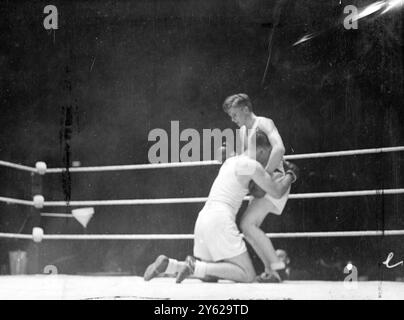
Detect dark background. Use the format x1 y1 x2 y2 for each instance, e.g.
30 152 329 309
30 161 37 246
0 0 403 280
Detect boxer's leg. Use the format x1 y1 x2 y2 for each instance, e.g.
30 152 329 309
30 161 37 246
240 197 283 274
177 209 256 283
144 255 187 281
176 251 256 283
205 251 256 283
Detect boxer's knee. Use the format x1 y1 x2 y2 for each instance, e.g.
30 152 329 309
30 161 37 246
241 274 255 283
241 268 256 283
234 266 256 283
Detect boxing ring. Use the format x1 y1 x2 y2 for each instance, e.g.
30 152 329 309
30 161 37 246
1 146 404 299
1 276 404 300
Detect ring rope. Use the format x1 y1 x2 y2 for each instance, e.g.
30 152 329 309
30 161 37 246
1 188 404 207
46 146 404 173
41 213 74 218
0 233 32 240
0 196 35 207
0 160 37 173
45 160 221 173
284 146 404 160
43 188 404 206
1 146 403 174
1 230 404 240
288 188 404 199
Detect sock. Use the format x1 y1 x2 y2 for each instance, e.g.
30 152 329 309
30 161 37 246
165 259 179 275
194 261 207 278
271 261 286 271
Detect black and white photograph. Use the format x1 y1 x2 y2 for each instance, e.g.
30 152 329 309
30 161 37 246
0 0 403 301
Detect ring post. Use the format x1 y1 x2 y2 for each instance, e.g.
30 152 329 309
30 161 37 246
28 169 43 274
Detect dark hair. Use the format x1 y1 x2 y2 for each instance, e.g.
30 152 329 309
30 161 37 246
255 129 271 150
222 93 253 112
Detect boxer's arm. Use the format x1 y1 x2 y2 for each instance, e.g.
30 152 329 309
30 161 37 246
248 180 266 198
259 118 285 173
236 125 246 155
250 163 283 199
235 158 282 199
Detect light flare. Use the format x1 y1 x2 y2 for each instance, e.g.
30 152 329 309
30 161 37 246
381 0 404 14
292 0 403 47
292 33 316 46
355 1 385 21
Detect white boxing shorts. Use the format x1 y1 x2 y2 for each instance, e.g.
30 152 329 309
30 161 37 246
193 201 247 262
259 168 290 216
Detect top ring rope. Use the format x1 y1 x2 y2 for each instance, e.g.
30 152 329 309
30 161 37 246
0 146 403 174
45 160 221 173
0 160 37 173
0 196 35 207
284 146 404 160
46 146 404 173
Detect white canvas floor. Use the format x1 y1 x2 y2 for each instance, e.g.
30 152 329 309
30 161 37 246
0 275 403 300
